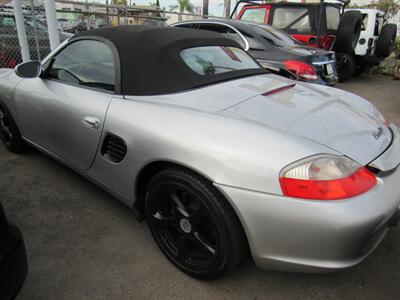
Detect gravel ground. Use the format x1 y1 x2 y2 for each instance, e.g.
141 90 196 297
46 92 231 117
1 75 400 300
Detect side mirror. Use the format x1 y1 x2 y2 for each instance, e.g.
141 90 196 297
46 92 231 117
15 61 42 78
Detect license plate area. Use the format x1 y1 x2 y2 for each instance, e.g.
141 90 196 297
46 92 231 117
325 63 334 75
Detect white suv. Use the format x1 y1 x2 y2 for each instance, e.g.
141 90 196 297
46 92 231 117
345 8 397 75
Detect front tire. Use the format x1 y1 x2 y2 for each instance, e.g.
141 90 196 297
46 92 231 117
145 167 247 280
0 104 27 153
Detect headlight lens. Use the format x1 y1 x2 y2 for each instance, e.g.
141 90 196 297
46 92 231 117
279 155 377 200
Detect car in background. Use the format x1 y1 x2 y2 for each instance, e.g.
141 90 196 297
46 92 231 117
345 8 397 76
231 0 364 82
64 21 92 34
0 201 28 300
57 17 73 32
0 12 72 68
173 19 337 85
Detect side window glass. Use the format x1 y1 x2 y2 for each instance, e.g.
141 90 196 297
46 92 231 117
240 8 266 23
46 40 115 92
174 23 194 29
326 6 340 31
197 24 247 49
361 14 368 31
272 8 310 33
374 14 380 36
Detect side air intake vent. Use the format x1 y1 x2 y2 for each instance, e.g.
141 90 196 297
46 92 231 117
101 134 127 163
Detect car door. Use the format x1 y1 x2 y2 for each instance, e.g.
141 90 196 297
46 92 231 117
14 39 117 170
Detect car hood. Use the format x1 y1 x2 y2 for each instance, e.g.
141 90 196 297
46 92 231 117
220 77 391 166
129 74 390 165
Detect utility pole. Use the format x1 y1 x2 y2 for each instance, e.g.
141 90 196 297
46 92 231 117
13 0 30 62
106 0 109 25
30 0 41 60
85 0 90 30
44 0 60 51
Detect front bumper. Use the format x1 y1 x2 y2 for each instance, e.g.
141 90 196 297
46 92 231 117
215 125 400 272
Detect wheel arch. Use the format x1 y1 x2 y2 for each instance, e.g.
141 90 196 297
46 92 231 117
133 160 215 220
133 160 250 247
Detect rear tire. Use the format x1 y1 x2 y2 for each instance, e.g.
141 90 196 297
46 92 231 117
376 23 397 58
0 104 27 153
334 11 362 54
337 53 356 82
145 167 247 280
353 64 367 76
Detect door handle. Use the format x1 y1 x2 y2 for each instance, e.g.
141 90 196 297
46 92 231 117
82 116 100 129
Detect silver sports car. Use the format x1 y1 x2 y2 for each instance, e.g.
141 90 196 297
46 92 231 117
0 26 399 280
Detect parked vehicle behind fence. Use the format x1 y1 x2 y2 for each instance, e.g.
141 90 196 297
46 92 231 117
173 19 337 85
232 0 364 82
0 12 72 68
345 8 397 77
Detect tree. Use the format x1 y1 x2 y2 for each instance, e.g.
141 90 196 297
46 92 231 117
169 0 194 21
112 0 128 5
224 0 231 18
349 0 400 17
367 0 400 17
149 0 162 17
203 0 209 18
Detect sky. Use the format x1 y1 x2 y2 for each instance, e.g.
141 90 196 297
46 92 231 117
106 0 376 17
102 0 244 17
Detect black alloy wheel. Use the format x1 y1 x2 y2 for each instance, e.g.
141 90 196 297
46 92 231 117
145 168 247 280
0 106 13 147
0 104 27 153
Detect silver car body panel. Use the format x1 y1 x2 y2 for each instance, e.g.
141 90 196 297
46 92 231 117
0 60 399 272
14 78 112 170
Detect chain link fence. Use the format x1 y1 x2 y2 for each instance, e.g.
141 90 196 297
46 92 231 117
0 0 223 68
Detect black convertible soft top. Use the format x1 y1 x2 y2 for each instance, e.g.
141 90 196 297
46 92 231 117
72 26 266 95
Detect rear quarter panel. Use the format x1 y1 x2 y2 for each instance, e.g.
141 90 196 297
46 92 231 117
87 97 338 207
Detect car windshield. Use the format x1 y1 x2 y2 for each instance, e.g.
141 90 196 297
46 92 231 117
180 46 260 76
254 25 301 47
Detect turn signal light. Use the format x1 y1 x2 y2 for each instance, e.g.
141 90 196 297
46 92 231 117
279 155 377 200
283 60 319 81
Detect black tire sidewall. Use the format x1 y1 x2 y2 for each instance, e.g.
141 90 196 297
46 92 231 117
337 53 356 82
0 103 26 153
334 11 362 54
376 24 397 58
145 168 243 280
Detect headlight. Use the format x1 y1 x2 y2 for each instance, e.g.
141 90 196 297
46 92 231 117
279 155 377 200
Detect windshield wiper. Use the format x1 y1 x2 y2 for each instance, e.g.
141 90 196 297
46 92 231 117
203 63 236 76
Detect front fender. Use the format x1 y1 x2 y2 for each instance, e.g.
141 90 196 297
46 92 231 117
0 69 24 130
